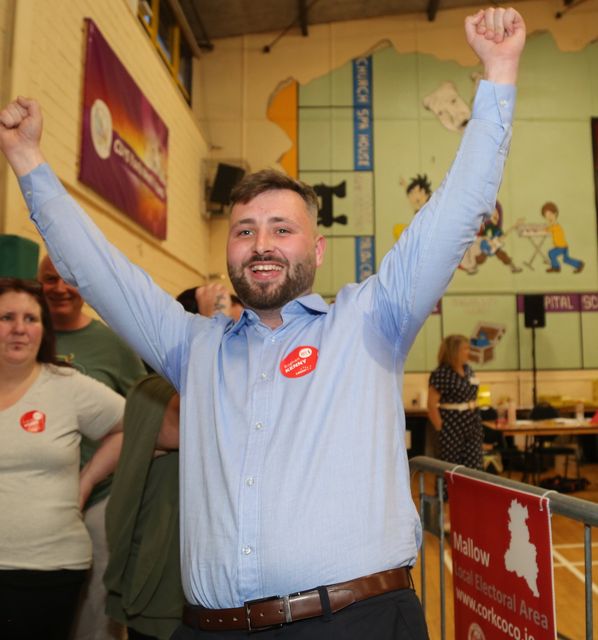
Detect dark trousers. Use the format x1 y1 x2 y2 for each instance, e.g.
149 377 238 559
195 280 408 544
170 589 429 640
0 569 87 640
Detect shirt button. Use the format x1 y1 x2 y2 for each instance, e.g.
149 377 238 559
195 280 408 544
499 99 508 107
260 372 267 380
242 546 253 555
270 337 276 343
25 190 32 198
255 422 263 430
246 477 255 487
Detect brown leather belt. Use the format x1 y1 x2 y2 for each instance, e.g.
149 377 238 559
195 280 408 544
183 567 413 632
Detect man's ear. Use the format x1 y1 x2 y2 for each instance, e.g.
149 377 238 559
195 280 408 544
315 235 326 268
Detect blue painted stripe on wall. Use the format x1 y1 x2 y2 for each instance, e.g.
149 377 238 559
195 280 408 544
355 236 375 283
353 57 373 171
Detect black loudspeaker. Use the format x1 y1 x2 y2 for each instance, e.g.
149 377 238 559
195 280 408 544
209 163 246 205
523 294 545 328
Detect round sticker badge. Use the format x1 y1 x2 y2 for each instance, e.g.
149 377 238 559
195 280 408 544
20 410 46 433
280 346 319 379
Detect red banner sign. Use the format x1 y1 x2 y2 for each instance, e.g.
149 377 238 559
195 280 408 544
79 19 169 239
448 473 556 640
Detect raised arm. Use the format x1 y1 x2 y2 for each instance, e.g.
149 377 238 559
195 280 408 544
0 96 45 175
0 99 200 383
466 7 525 84
366 7 526 355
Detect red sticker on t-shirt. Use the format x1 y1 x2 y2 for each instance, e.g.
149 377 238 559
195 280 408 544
280 346 318 378
20 410 46 433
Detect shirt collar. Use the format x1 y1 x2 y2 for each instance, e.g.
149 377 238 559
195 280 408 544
229 293 329 334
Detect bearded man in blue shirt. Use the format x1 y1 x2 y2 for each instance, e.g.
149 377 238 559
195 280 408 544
0 6 525 639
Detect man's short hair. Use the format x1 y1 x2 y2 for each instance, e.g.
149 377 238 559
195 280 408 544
230 169 319 218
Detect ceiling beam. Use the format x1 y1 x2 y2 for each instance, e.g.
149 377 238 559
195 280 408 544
555 0 590 18
298 0 309 36
177 0 214 51
168 0 205 56
427 0 440 22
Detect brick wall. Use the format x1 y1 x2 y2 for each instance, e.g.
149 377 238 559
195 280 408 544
2 0 209 295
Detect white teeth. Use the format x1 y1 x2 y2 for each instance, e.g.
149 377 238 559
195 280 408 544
251 264 282 272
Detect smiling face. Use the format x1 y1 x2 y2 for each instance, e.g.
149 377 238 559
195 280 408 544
38 256 85 329
0 290 44 368
227 189 326 318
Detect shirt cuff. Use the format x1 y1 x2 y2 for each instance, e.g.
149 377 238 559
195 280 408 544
472 80 516 127
18 163 67 215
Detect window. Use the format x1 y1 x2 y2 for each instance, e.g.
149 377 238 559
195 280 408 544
138 0 194 102
178 36 193 96
157 0 174 63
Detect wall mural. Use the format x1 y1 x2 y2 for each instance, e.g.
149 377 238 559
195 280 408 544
267 32 598 372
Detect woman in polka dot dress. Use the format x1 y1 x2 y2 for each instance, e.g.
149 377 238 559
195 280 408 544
427 334 483 470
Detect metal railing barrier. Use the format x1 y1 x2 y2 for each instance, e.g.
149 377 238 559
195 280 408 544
409 455 598 640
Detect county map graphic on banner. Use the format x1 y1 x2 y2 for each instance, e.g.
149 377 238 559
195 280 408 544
79 19 169 239
448 473 556 640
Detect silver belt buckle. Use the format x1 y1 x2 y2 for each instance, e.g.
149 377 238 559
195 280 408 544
244 594 291 632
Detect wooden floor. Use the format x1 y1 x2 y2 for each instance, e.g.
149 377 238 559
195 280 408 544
410 462 598 640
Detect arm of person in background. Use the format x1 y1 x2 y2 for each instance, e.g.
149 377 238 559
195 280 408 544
0 100 198 386
79 420 124 509
195 283 232 318
154 393 181 452
427 386 442 432
367 8 526 353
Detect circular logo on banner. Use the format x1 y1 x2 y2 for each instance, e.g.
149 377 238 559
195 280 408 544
20 410 46 433
90 98 113 160
280 346 318 378
467 623 485 640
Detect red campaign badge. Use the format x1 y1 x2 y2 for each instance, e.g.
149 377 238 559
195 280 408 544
20 410 46 433
280 346 319 379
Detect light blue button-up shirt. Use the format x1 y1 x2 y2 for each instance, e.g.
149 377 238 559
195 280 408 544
21 80 514 609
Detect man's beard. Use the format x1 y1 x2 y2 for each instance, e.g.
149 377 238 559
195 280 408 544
228 255 316 311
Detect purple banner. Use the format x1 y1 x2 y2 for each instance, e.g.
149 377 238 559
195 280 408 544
581 293 598 312
517 293 581 313
79 20 169 239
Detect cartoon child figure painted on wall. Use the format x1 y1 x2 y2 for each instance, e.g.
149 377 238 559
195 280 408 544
476 202 522 273
393 173 432 240
460 201 522 274
406 174 432 214
541 201 584 273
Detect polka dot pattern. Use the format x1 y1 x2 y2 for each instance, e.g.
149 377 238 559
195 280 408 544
429 364 483 470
